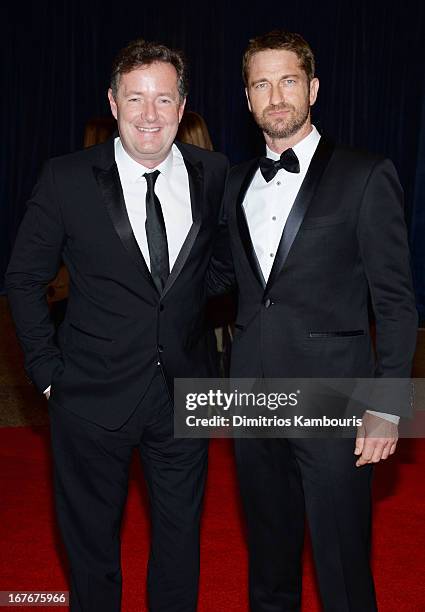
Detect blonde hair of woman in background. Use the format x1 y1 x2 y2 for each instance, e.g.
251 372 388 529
177 111 213 150
83 116 117 147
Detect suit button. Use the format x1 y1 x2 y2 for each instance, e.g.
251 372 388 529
264 298 272 308
159 304 164 312
158 344 164 352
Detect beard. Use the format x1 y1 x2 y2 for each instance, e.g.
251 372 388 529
253 101 310 139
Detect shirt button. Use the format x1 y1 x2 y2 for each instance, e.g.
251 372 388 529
270 253 274 258
272 216 276 221
276 181 281 186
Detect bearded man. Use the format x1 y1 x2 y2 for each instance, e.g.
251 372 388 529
209 29 417 611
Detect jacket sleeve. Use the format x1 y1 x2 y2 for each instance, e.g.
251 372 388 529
357 158 418 416
5 160 65 392
207 173 237 297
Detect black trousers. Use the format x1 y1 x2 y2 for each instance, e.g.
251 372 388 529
49 371 208 612
235 438 377 612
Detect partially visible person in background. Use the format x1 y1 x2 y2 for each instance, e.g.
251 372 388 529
177 110 213 150
83 116 116 148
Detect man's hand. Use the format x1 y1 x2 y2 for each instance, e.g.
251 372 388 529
354 411 398 467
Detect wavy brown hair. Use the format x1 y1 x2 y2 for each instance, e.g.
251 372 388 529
242 30 315 86
110 38 188 102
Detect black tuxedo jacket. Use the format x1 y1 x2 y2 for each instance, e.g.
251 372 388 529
210 137 417 416
6 138 228 428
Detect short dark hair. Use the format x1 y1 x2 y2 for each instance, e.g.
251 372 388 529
242 30 315 86
110 38 188 101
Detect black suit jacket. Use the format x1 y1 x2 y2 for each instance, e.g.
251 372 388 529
209 137 418 416
6 137 228 428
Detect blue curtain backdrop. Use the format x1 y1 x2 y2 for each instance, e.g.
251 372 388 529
2 0 425 319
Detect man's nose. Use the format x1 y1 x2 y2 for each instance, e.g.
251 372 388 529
142 100 158 122
269 84 284 106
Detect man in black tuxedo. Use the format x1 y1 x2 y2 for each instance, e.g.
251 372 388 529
210 30 417 611
6 39 227 611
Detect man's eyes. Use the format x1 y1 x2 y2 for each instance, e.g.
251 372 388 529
127 97 172 103
254 79 297 90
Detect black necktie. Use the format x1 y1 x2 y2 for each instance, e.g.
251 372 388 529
144 170 170 293
259 148 300 182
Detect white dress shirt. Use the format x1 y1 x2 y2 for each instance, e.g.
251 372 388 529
115 138 192 271
243 126 398 425
243 126 320 282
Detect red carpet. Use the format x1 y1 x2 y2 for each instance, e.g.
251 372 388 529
1 428 424 611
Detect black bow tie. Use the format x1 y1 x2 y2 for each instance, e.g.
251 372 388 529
259 148 300 182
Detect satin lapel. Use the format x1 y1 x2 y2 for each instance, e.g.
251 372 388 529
236 159 266 289
161 157 203 298
93 163 157 290
265 137 335 293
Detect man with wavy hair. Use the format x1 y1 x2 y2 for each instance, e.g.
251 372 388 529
210 29 417 611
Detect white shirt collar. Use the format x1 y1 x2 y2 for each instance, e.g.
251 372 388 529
114 137 176 182
265 125 321 171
